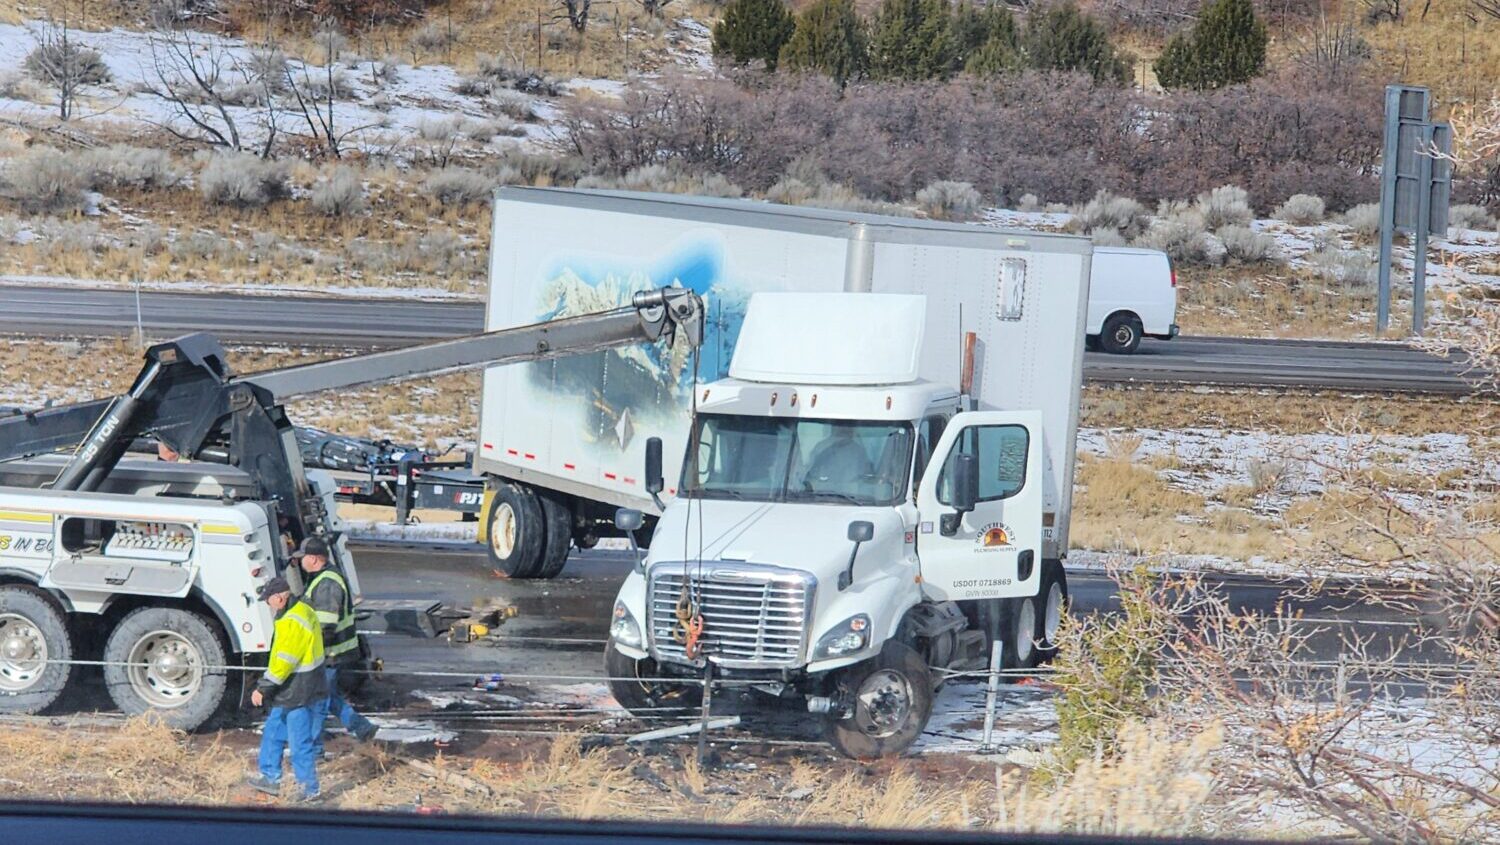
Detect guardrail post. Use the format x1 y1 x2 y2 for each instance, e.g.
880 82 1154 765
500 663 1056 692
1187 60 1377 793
979 639 1002 753
697 661 714 767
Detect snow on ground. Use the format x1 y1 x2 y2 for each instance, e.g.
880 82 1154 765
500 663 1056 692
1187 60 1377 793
1076 425 1494 504
0 18 715 164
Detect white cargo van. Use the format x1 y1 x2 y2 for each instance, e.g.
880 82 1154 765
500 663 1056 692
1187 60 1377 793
1086 247 1177 354
473 189 1091 587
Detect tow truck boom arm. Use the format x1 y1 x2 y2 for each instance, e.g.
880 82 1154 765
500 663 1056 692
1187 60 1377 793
0 287 703 548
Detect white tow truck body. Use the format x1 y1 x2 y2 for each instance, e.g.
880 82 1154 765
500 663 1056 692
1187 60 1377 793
602 224 1091 756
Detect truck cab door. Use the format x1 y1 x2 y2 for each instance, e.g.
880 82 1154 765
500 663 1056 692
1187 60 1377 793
913 411 1043 602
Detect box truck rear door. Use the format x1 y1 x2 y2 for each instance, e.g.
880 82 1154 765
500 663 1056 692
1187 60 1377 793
913 410 1043 602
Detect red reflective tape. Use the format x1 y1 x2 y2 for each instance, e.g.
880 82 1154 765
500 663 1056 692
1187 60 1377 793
668 488 676 495
506 449 519 456
523 453 536 460
604 472 618 480
482 443 494 450
563 463 576 470
623 477 636 485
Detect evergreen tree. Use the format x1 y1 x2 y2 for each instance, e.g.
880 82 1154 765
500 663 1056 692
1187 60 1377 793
1153 0 1266 90
1023 2 1128 85
712 0 797 71
867 0 955 81
778 0 868 86
951 3 1019 76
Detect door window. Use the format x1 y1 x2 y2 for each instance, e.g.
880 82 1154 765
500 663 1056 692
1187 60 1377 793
911 414 950 493
935 424 1029 505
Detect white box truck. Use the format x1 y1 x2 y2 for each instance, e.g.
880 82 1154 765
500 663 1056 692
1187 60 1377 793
1085 246 1178 354
473 189 1090 756
474 189 1088 579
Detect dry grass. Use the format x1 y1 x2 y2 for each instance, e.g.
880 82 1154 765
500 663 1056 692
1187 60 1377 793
1363 7 1500 108
1176 263 1402 340
0 718 1245 835
1081 384 1497 437
1071 454 1284 559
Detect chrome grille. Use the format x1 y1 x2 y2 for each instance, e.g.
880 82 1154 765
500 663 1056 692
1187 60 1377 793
648 563 814 668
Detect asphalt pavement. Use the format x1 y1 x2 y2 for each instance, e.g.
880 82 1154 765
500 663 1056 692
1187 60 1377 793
352 544 1441 697
0 284 1477 394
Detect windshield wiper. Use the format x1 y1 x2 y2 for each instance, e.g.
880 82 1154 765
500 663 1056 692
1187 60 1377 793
795 490 867 505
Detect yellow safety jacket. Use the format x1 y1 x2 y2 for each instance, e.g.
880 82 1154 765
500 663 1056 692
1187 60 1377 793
306 569 360 664
255 598 327 709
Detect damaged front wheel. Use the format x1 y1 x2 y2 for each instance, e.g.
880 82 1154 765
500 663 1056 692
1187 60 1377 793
824 639 933 759
604 641 702 718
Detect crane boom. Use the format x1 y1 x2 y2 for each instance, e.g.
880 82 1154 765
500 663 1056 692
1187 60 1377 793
0 287 703 548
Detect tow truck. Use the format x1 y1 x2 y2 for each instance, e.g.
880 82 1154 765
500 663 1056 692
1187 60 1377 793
0 288 703 729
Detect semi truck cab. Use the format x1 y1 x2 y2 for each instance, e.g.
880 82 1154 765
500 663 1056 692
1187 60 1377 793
606 293 1071 758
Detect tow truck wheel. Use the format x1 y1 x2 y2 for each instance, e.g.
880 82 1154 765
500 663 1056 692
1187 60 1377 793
604 640 702 717
1035 560 1069 664
825 640 933 759
487 483 546 578
103 607 228 731
0 587 72 714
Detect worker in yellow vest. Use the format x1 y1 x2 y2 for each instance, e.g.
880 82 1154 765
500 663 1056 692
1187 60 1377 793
294 536 378 754
246 575 326 800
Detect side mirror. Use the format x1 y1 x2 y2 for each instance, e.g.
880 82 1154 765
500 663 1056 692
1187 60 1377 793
847 520 874 543
614 508 644 532
644 436 665 510
840 521 875 591
644 437 664 494
951 453 979 514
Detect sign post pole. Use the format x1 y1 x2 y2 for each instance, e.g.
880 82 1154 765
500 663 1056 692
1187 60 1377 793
1412 122 1434 336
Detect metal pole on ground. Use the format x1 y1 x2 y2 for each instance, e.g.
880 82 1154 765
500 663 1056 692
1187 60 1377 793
979 639 1002 753
696 661 713 767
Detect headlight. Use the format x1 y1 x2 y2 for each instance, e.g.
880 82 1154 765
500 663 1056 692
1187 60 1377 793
610 601 643 648
812 614 871 659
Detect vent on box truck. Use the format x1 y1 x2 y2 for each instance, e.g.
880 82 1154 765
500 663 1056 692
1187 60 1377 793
728 293 926 386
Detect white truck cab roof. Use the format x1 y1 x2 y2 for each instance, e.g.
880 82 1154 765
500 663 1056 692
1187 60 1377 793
696 378 959 422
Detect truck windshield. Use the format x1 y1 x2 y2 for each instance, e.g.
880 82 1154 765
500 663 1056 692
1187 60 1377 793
682 414 913 506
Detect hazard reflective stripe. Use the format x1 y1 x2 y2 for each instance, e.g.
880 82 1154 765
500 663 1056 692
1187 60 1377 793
314 609 339 624
286 612 315 632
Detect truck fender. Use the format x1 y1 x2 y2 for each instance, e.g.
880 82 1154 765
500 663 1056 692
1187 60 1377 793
610 568 650 658
0 569 73 612
804 572 919 675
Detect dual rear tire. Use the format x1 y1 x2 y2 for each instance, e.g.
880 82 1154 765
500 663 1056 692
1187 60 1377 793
486 482 572 579
0 588 228 730
965 559 1070 673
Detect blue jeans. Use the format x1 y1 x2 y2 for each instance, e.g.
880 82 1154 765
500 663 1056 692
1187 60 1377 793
259 705 319 796
313 665 374 755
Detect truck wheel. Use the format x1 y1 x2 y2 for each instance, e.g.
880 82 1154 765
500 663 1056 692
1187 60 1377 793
103 607 228 731
487 483 545 578
0 587 72 714
1100 313 1143 354
825 640 933 759
969 598 1038 674
604 641 701 717
1035 560 1070 664
533 491 573 580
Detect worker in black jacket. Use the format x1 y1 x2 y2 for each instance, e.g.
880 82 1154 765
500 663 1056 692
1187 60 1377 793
294 536 378 753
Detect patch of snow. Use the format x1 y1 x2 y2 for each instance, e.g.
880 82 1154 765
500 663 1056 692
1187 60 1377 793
366 717 458 744
345 519 478 544
916 682 1057 757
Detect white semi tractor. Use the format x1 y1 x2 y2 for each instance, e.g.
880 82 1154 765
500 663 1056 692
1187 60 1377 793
466 189 1089 756
473 190 1089 600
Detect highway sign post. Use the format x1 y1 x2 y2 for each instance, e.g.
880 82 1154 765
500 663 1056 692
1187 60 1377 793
1376 85 1453 336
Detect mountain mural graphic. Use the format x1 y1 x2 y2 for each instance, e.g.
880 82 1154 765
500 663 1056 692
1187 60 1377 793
526 238 749 452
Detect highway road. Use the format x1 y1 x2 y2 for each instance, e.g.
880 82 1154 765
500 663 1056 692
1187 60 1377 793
0 284 1477 395
353 544 1441 701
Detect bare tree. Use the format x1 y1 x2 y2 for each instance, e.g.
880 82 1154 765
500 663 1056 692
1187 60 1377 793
141 25 281 157
555 0 592 33
25 17 112 121
283 22 383 159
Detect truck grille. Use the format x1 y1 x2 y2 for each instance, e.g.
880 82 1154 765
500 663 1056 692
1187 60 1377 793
648 564 815 669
